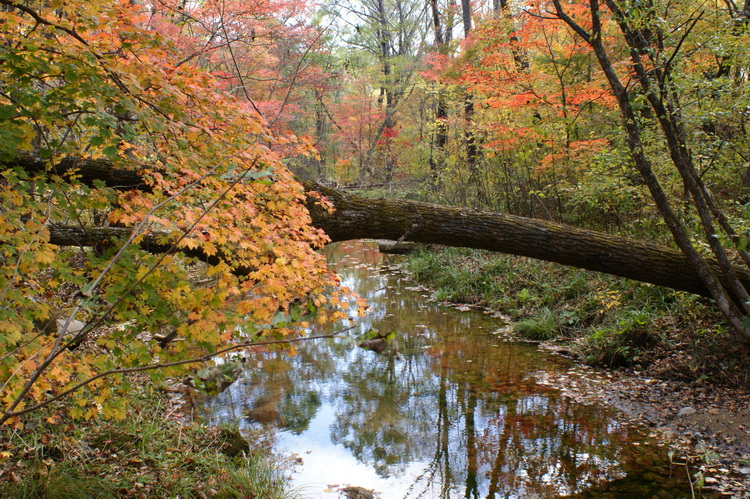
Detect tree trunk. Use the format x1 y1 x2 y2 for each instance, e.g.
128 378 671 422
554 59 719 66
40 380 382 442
459 0 482 203
9 154 750 299
300 180 750 298
429 0 448 181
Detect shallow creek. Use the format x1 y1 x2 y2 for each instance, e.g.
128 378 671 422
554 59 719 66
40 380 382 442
203 240 691 498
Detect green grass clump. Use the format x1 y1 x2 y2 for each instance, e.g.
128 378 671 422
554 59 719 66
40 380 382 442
513 308 560 341
405 247 507 305
580 309 661 367
0 385 293 499
7 463 113 499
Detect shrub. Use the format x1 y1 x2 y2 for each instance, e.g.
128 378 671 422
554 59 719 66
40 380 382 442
580 309 659 367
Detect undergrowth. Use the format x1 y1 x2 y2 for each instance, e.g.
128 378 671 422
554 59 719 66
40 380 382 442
402 246 748 383
0 383 294 498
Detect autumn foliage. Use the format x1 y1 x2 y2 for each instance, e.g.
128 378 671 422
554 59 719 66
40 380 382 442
0 0 359 423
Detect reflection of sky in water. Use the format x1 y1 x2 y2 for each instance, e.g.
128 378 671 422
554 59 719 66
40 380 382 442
276 404 432 498
203 241 687 498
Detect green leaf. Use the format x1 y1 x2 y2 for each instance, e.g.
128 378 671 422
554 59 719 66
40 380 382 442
102 145 119 158
0 105 16 121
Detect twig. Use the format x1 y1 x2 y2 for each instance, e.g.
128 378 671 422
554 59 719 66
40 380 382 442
685 459 697 499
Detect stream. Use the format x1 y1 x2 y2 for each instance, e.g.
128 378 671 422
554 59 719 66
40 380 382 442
203 240 691 498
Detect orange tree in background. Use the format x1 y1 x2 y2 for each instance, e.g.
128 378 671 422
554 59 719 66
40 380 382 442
454 4 625 222
414 0 750 341
0 0 360 425
146 0 333 132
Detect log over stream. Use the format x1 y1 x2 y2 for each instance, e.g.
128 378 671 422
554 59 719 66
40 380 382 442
8 154 747 298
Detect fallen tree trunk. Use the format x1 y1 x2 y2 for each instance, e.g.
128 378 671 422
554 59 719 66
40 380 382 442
7 155 749 297
300 181 750 298
47 224 254 276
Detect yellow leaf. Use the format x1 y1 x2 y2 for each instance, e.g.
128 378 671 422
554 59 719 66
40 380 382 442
181 238 199 250
45 414 62 424
202 241 217 257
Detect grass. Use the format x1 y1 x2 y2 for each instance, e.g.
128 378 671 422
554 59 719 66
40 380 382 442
6 462 113 499
513 307 561 341
0 383 294 499
402 246 726 370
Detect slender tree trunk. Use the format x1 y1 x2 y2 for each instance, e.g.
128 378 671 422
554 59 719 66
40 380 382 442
360 0 401 187
429 0 448 183
552 0 750 340
460 0 482 204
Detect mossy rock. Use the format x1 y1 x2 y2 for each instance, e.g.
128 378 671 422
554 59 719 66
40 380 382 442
341 486 376 499
218 428 250 458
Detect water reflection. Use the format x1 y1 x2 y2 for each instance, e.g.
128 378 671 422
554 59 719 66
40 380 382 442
204 241 688 498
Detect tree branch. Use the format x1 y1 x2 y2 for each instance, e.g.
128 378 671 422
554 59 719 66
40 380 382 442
1 327 354 421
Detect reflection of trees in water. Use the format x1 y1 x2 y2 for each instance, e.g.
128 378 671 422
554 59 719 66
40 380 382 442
329 351 439 476
324 250 637 495
471 394 636 497
206 338 340 432
403 319 640 498
244 342 343 432
206 241 679 497
275 387 321 435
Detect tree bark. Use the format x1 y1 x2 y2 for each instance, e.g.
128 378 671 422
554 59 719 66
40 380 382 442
46 224 255 276
8 154 750 298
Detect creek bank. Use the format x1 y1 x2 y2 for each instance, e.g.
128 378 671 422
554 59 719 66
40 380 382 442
0 378 290 498
535 360 750 498
435 296 750 497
